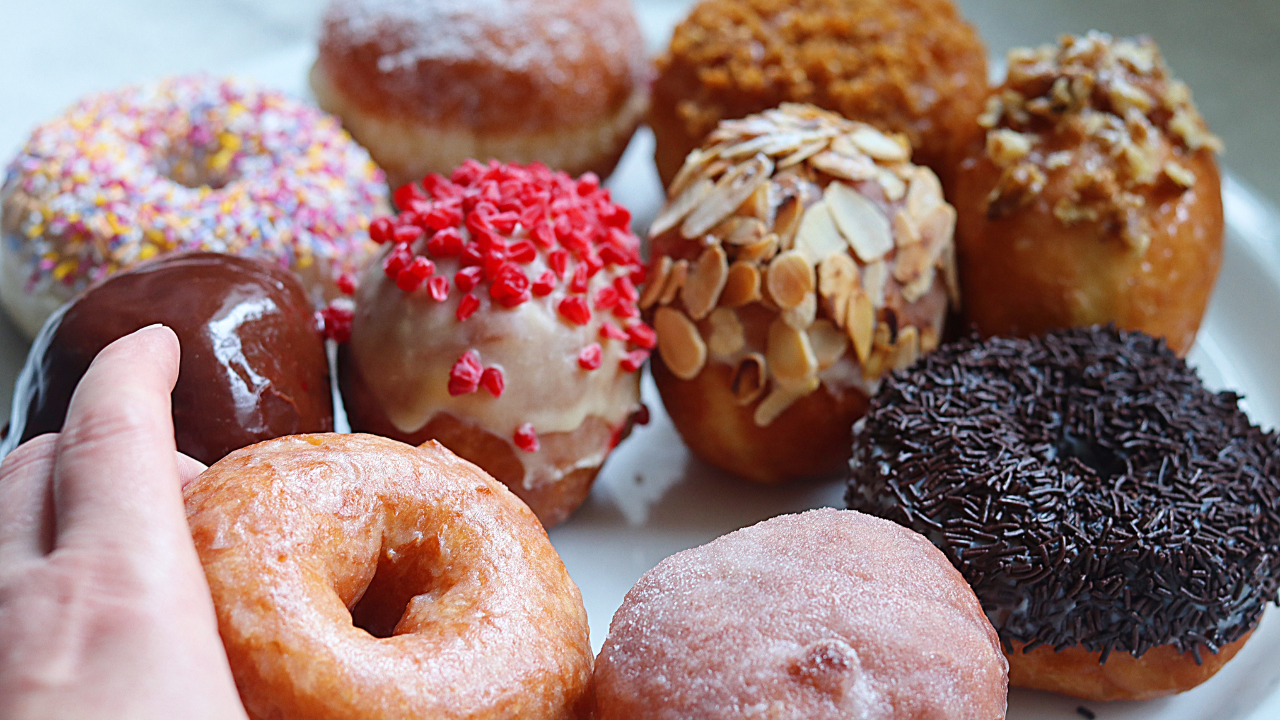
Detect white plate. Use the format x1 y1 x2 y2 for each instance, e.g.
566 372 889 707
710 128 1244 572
4 6 1280 719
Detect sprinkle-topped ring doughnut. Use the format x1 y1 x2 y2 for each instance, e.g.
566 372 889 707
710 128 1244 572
847 326 1280 700
0 75 388 337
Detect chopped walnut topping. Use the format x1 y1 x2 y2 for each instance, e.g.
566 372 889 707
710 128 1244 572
986 129 1034 166
986 163 1047 219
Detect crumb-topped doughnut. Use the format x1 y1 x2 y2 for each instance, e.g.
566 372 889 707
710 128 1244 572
847 326 1280 701
644 104 957 484
592 509 1008 719
339 161 649 527
952 33 1224 355
312 0 651 188
650 0 988 187
0 75 387 338
185 433 593 720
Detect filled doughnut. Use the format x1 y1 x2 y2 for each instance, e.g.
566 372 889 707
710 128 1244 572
0 75 387 338
592 509 1008 719
312 0 651 188
184 433 593 720
4 252 332 465
339 160 649 527
644 104 957 484
650 0 988 187
847 326 1280 701
952 32 1223 356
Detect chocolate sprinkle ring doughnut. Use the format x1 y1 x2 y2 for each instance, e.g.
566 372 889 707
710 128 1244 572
846 326 1280 662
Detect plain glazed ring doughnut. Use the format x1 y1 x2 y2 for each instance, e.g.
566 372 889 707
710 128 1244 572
184 433 593 720
847 326 1280 701
592 509 1008 719
0 75 388 338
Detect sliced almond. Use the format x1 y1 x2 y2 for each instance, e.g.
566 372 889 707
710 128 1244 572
893 242 931 284
829 134 862 159
766 318 818 391
817 253 860 328
766 250 816 309
893 209 921 248
900 266 938 304
939 244 961 307
920 326 939 354
874 167 907 201
792 199 847 264
638 255 672 310
846 290 874 364
658 259 689 305
861 260 889 309
737 233 780 264
808 320 849 369
778 139 831 169
666 147 712 199
732 353 768 406
707 307 745 358
738 181 771 219
810 151 876 182
919 204 957 256
850 126 911 162
753 379 817 427
891 325 921 371
773 194 805 249
781 292 817 330
905 168 945 219
651 177 713 239
718 216 768 246
681 245 730 320
654 306 707 381
720 261 762 307
682 154 775 239
826 182 893 263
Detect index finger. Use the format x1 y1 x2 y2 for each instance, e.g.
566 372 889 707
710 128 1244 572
51 325 190 553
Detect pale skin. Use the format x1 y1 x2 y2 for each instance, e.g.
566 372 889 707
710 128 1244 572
0 326 247 719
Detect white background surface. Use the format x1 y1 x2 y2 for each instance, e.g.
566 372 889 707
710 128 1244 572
2 1 1279 718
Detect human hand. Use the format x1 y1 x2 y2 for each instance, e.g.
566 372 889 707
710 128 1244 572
0 326 247 719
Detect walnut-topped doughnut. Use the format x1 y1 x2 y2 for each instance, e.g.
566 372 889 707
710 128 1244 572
953 32 1224 355
644 104 957 484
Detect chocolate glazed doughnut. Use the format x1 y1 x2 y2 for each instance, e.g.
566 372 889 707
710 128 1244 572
847 326 1280 701
6 252 333 465
185 433 593 720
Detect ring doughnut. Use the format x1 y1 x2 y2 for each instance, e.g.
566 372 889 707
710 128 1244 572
184 433 593 719
847 326 1280 700
1 75 388 337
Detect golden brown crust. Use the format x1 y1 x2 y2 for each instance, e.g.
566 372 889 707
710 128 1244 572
316 0 650 135
1006 634 1251 702
184 433 593 720
953 33 1224 356
650 0 988 187
339 344 619 527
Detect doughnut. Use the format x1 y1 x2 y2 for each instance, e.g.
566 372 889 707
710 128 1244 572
952 32 1224 356
339 160 649 527
0 75 388 339
184 433 593 720
650 0 988 188
592 509 1009 719
312 0 651 188
3 252 333 465
847 326 1280 701
644 104 957 484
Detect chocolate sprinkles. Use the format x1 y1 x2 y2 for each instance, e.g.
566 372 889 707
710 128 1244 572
846 326 1280 660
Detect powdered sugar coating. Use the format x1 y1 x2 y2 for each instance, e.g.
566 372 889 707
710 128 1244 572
0 75 387 336
594 509 1008 720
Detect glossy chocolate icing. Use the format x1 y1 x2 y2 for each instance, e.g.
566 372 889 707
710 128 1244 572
14 252 333 464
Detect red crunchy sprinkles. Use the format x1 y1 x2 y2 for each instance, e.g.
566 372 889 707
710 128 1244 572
579 343 604 370
514 423 540 453
335 272 357 295
318 300 354 343
369 160 658 403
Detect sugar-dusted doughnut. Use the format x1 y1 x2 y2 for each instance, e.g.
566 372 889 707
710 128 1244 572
0 75 387 338
593 509 1008 719
185 433 593 720
848 326 1280 700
